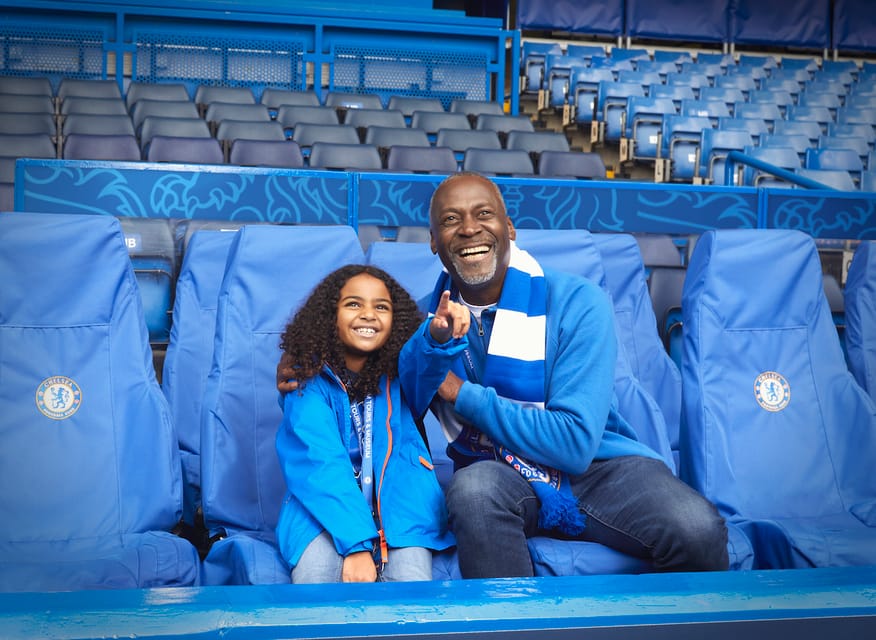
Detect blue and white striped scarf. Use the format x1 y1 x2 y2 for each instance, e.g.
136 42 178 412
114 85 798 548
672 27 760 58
429 243 586 535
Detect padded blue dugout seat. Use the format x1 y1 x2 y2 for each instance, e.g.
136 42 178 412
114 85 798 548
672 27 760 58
592 233 683 468
845 241 876 402
0 212 200 591
162 229 238 526
199 225 365 585
680 229 876 569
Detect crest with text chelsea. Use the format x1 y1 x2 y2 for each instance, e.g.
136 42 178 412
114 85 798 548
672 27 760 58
36 376 82 420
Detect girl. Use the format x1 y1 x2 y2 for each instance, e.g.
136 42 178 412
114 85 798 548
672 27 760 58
275 264 462 583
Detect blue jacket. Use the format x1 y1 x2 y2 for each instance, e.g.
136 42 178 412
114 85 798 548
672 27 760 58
399 267 663 476
275 367 454 568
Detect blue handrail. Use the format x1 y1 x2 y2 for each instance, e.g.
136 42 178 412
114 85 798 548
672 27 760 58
724 149 837 190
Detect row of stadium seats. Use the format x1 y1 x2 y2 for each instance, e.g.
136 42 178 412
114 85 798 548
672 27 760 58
0 75 608 209
2 211 874 591
519 43 876 188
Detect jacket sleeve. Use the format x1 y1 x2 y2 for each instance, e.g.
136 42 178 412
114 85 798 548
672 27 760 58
453 279 617 475
398 318 468 419
276 381 377 557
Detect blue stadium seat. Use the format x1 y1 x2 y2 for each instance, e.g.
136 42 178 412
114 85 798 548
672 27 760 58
162 229 238 527
714 73 757 99
475 114 535 146
387 95 445 122
343 108 406 135
308 141 382 171
592 232 683 466
276 105 340 137
139 116 212 153
594 80 646 144
200 225 365 585
622 96 677 161
194 85 256 114
747 88 795 118
537 150 606 179
62 132 141 161
0 212 200 591
291 123 360 156
125 82 190 111
733 102 782 131
845 241 876 401
0 75 53 97
259 88 320 114
131 99 200 135
60 96 128 117
570 67 614 125
385 145 457 174
0 93 55 116
449 98 505 122
795 168 858 191
462 148 534 176
0 112 56 140
659 115 712 182
411 110 471 141
679 97 731 126
680 228 876 569
0 132 57 209
718 116 770 141
648 83 696 110
228 139 304 168
647 264 686 369
118 217 177 343
324 91 383 110
698 128 756 184
204 102 271 133
740 144 802 187
788 105 834 135
146 135 224 164
520 41 563 94
61 112 135 138
436 129 501 164
364 126 430 154
543 53 576 109
57 78 121 101
806 147 864 185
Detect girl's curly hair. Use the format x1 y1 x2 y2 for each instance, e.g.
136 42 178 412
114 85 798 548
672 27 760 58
279 264 424 401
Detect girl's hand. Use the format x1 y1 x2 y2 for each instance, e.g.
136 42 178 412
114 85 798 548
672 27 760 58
429 290 470 343
342 551 378 583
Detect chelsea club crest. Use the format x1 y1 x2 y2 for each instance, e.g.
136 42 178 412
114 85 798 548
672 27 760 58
754 371 790 412
35 376 82 420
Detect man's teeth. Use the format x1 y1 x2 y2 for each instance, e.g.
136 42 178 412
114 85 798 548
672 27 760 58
354 327 376 336
460 246 490 256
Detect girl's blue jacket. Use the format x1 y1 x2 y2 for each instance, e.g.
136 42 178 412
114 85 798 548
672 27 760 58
275 366 454 568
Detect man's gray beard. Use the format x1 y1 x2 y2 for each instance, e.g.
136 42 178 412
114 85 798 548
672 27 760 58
451 253 497 287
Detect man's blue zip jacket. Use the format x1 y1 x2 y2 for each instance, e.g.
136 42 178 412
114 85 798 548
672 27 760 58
399 266 663 476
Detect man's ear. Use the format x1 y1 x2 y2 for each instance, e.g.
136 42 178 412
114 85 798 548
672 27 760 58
430 230 437 255
507 217 516 241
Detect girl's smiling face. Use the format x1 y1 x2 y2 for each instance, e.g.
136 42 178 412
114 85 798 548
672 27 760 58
336 273 394 373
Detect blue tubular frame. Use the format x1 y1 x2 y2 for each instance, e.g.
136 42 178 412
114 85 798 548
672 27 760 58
724 150 838 191
0 0 517 113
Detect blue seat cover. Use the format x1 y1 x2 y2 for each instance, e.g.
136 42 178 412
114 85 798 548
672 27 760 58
0 212 199 591
162 229 238 524
199 225 365 585
681 229 876 569
845 241 876 402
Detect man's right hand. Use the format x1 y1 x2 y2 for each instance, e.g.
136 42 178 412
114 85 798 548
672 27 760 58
429 290 470 343
276 351 299 394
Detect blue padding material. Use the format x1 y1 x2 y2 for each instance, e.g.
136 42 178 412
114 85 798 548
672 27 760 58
592 233 682 459
833 0 876 53
845 241 876 402
626 0 728 42
731 0 831 48
681 228 876 569
162 230 238 524
517 0 623 36
199 225 365 585
0 211 199 591
365 241 443 302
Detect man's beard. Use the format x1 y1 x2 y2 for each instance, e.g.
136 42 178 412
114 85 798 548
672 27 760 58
450 251 498 287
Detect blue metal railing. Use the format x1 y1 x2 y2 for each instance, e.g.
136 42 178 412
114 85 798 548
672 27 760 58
724 149 838 190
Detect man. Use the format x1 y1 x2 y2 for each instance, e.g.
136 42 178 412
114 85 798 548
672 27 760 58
397 172 729 578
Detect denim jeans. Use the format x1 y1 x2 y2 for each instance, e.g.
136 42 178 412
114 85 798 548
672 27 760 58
291 531 434 583
445 456 729 579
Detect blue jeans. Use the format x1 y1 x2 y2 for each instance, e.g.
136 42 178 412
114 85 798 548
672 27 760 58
445 456 729 579
291 531 434 583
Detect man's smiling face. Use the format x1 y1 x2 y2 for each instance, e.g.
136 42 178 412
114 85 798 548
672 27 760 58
429 174 516 306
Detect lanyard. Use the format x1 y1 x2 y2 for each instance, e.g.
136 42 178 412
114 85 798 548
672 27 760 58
350 395 374 509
